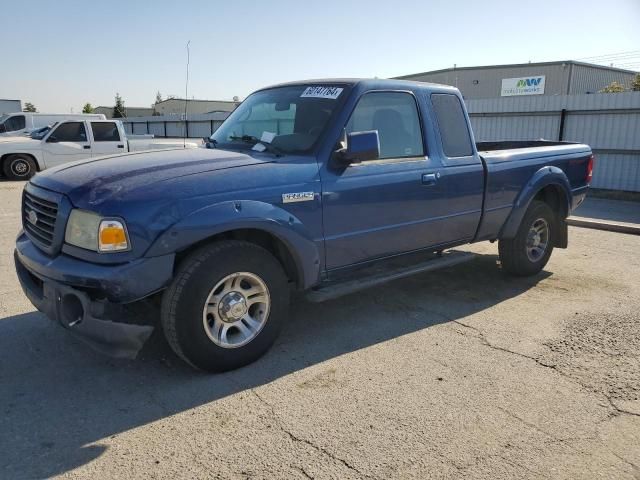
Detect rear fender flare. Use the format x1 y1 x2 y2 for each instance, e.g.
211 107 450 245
145 200 321 289
499 166 571 240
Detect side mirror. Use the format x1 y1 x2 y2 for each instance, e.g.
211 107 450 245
0 124 6 133
336 130 380 165
46 135 58 143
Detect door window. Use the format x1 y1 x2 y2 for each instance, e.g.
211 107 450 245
4 115 26 132
346 92 424 159
91 122 121 141
48 122 87 142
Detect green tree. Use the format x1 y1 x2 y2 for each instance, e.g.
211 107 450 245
23 102 37 112
82 103 94 113
152 91 163 115
113 93 126 118
631 74 640 92
599 81 626 93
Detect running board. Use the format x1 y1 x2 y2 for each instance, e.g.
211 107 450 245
305 250 476 303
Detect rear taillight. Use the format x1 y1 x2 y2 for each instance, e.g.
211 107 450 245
586 154 595 183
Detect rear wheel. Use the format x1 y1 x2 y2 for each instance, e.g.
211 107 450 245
3 154 37 180
499 200 555 276
161 240 290 372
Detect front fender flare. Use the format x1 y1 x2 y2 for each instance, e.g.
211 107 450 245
145 200 321 289
499 166 571 239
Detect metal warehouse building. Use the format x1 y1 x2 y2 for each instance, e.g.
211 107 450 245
153 98 240 116
0 99 22 115
395 61 638 99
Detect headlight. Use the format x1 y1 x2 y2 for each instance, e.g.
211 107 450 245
65 210 130 252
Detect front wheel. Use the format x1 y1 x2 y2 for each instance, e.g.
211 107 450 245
161 240 290 372
499 200 555 276
3 154 37 180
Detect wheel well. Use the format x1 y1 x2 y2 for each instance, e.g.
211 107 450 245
534 185 568 220
1 153 40 172
175 229 302 289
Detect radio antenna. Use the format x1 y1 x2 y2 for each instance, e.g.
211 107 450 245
183 40 191 148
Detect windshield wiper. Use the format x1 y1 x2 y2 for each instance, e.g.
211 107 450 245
228 135 283 156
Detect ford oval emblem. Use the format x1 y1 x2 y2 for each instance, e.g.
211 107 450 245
27 209 38 225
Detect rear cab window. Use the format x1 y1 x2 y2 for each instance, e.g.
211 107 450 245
91 122 121 141
431 94 474 159
346 91 424 160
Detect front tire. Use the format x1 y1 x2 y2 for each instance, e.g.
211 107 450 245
3 154 37 180
499 200 555 276
161 240 290 372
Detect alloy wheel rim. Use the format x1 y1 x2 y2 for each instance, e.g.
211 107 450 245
526 218 549 262
11 160 29 176
202 272 270 349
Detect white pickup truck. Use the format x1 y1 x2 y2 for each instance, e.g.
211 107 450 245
0 119 199 180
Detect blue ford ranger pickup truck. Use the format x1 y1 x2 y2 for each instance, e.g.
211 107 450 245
15 79 593 372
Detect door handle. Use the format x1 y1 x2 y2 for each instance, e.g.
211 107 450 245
117 144 124 148
421 173 438 186
83 145 90 150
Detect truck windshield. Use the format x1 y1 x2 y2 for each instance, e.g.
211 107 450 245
210 84 349 155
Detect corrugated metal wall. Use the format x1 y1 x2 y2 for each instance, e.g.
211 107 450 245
467 92 640 192
569 64 637 94
121 112 229 139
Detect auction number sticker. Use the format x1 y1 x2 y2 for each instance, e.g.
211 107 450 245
300 86 343 99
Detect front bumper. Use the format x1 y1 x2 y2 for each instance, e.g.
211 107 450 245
16 231 175 303
14 233 176 358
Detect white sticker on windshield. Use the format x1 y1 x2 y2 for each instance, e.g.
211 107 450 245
261 131 276 143
300 86 343 99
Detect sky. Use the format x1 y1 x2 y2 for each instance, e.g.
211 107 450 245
2 0 639 113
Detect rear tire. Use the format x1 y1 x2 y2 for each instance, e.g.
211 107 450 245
3 154 37 180
161 240 290 372
499 200 555 276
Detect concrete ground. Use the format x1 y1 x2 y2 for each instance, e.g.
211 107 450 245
572 197 640 225
1 180 639 480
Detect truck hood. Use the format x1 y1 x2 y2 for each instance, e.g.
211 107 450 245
0 137 38 147
31 147 273 206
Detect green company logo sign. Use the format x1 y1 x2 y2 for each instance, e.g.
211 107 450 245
501 75 546 96
516 78 543 88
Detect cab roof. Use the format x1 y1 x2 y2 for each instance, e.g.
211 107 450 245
258 78 460 95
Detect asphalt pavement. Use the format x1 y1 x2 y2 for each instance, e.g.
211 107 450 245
1 181 639 479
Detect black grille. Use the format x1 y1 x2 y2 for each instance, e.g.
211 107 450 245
23 190 58 247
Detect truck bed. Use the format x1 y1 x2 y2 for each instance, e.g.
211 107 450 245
473 140 592 242
477 140 572 151
477 140 591 165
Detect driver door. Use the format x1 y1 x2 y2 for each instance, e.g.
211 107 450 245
321 91 437 269
42 121 92 168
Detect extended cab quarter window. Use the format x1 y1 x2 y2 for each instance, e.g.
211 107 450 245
49 122 87 142
346 92 424 159
5 115 26 132
431 94 473 158
91 122 121 141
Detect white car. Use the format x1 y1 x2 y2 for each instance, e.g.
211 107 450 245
0 112 107 137
0 119 199 180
